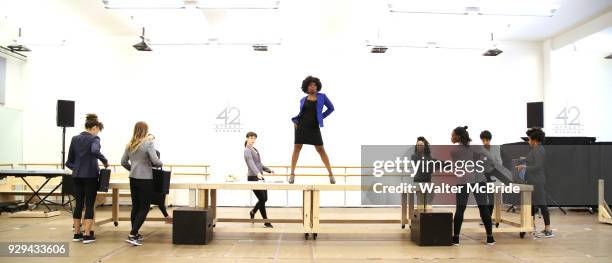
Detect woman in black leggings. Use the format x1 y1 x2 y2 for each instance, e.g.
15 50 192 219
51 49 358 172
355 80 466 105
244 131 274 228
121 122 163 246
450 126 495 245
65 113 108 244
517 128 553 238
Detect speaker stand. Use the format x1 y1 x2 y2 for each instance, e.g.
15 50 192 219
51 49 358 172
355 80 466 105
61 126 66 169
60 126 73 213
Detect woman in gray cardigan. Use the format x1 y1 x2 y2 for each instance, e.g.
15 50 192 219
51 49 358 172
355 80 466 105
121 121 163 246
244 131 274 228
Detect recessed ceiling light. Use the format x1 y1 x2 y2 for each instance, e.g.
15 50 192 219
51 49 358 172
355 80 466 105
483 48 503 56
388 0 558 17
370 46 388 53
253 45 268 51
103 0 188 9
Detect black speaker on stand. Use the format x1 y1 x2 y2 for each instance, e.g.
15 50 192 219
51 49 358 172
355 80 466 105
527 102 543 128
57 100 75 211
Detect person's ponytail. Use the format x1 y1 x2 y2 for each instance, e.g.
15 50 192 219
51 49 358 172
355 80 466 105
84 113 103 131
453 126 471 146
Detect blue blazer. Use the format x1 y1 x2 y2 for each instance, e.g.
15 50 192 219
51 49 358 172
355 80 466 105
291 92 335 127
65 131 109 178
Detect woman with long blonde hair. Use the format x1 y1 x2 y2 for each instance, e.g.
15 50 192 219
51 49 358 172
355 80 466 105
121 121 163 246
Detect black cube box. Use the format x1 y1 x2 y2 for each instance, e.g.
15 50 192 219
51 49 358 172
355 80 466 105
173 207 213 245
410 212 452 246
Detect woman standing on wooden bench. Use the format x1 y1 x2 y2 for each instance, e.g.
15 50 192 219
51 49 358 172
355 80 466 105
121 121 163 246
66 113 109 244
289 76 336 184
244 131 274 228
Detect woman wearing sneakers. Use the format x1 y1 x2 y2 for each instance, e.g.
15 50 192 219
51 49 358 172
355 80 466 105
66 113 108 244
121 121 163 246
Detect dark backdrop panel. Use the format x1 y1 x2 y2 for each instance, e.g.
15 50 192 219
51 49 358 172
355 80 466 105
502 139 612 208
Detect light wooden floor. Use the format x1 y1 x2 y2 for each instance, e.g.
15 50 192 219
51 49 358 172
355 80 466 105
0 206 611 263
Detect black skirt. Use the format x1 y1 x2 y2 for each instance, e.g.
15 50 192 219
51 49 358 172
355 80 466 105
294 99 323 145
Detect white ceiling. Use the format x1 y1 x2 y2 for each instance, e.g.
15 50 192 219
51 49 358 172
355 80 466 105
0 0 611 46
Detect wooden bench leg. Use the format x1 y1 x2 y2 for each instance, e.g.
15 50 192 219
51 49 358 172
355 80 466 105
112 188 119 226
211 189 217 224
312 190 320 231
197 189 205 208
303 190 312 231
494 192 502 225
408 192 414 226
204 189 209 209
401 193 407 229
520 190 534 233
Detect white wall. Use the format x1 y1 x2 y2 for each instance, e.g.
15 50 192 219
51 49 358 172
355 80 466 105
0 52 26 109
543 10 612 141
544 45 612 140
5 38 543 205
0 52 26 164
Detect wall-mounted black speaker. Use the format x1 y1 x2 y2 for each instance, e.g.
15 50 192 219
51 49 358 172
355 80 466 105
527 102 543 128
57 100 75 127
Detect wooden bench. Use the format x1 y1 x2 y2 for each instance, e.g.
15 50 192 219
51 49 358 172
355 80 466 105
92 181 536 240
305 183 534 238
96 181 314 234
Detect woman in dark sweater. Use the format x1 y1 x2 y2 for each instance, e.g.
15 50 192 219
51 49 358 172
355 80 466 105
65 113 108 244
411 136 433 183
244 131 274 228
289 76 336 184
411 136 435 208
517 127 553 238
450 126 495 246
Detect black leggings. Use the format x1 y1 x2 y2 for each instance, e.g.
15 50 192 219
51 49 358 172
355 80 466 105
130 178 153 235
454 183 493 236
73 177 98 220
532 184 551 225
532 205 551 225
249 176 268 219
486 192 495 217
252 190 268 219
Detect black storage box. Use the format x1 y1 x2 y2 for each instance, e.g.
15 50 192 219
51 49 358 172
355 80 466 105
173 207 213 245
410 212 452 246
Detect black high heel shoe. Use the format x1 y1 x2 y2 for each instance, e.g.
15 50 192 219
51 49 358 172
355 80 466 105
288 174 295 184
329 175 336 184
249 210 255 223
